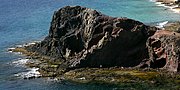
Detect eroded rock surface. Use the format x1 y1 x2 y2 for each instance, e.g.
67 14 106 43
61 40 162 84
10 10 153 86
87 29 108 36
147 30 180 72
25 6 180 72
26 6 157 69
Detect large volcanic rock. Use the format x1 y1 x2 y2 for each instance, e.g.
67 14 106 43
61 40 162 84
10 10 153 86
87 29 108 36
146 30 180 72
26 6 158 69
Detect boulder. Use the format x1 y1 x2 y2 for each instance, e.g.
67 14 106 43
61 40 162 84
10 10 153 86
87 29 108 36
26 6 157 69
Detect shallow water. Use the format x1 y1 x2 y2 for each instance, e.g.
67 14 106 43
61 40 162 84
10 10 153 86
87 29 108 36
0 0 180 89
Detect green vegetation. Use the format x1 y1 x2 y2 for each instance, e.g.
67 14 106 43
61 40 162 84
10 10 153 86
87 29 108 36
12 47 180 89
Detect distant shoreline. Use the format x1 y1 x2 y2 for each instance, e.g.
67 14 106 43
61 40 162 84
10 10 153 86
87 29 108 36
153 0 180 13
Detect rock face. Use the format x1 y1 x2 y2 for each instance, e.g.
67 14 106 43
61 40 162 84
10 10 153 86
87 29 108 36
147 30 180 72
26 6 156 69
26 6 180 72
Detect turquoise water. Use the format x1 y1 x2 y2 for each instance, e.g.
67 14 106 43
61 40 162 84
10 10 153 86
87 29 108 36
0 0 180 90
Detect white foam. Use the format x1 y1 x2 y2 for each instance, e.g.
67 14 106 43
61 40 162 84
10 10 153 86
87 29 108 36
23 42 36 47
16 43 35 48
14 67 41 79
15 41 39 48
7 47 22 54
8 47 15 50
155 2 163 5
156 21 169 28
12 58 29 66
153 1 180 14
78 77 86 80
149 0 156 2
7 48 15 52
172 8 180 13
14 52 23 55
7 41 39 54
47 77 59 82
16 45 23 48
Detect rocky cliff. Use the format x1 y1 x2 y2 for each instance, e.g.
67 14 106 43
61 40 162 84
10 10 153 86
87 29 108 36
25 6 180 72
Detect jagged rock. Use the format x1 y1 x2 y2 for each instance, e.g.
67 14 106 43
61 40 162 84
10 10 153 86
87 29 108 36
146 30 180 72
23 6 180 72
26 6 157 69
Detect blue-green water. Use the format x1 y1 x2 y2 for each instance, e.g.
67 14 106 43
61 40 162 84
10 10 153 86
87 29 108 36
0 0 180 90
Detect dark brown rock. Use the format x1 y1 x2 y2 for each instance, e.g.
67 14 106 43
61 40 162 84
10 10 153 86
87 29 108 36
26 6 158 70
145 30 180 72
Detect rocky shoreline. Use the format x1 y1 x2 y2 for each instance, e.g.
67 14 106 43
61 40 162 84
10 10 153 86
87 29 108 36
9 46 180 87
155 0 180 13
9 6 180 88
8 46 180 89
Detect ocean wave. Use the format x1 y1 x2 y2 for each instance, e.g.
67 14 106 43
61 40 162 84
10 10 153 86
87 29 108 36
47 77 59 82
9 41 40 49
156 21 168 28
8 41 42 79
7 48 22 54
16 41 38 48
12 58 29 67
8 41 40 54
155 2 165 6
14 67 41 79
12 58 42 79
149 0 156 2
7 48 15 53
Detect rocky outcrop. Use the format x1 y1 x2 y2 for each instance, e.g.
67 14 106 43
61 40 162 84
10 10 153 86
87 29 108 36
25 6 180 72
26 6 157 69
164 21 180 32
136 22 180 72
147 30 180 72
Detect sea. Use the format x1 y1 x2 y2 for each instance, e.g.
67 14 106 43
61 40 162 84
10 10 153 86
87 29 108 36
0 0 180 90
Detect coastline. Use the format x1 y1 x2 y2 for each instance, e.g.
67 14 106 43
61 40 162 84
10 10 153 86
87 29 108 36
7 6 180 89
149 0 180 30
8 46 180 88
2 0 180 89
152 0 180 13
